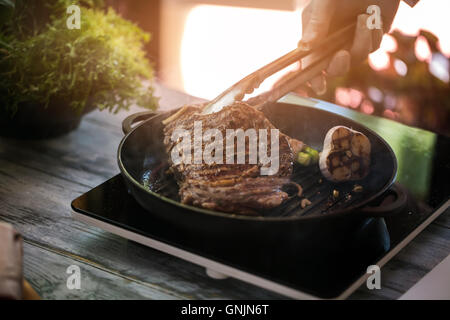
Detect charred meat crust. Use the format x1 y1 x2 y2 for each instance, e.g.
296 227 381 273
162 102 303 215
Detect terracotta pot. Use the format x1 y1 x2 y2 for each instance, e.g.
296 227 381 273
0 100 95 139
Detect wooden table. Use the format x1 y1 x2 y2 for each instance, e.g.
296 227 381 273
0 83 448 299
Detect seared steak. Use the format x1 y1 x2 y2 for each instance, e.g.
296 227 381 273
163 102 302 215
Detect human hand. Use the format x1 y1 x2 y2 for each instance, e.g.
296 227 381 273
298 0 400 95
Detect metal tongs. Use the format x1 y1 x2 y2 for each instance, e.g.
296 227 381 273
201 22 357 115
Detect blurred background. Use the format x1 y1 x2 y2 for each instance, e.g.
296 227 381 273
110 0 449 135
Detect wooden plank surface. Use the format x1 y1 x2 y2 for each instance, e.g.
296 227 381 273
23 241 183 300
0 83 448 300
0 141 281 300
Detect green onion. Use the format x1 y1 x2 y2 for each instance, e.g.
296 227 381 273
304 146 320 164
297 152 311 166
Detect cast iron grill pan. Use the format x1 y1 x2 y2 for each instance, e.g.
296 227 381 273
119 102 401 223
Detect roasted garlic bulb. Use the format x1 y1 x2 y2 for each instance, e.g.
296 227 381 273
319 126 371 182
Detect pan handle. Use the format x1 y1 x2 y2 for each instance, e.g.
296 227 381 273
359 183 408 218
122 111 159 135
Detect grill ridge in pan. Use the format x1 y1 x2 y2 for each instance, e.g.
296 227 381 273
141 162 373 219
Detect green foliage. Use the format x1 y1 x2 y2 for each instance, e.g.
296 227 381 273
0 0 15 27
0 1 158 115
3 0 104 36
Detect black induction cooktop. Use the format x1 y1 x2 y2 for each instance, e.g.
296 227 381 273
71 175 448 299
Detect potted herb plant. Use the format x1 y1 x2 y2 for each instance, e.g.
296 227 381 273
0 0 158 138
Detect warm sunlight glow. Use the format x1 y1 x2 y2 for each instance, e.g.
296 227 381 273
181 5 301 99
180 1 450 99
361 100 375 115
368 50 390 71
390 0 450 55
381 35 398 53
415 36 432 62
369 0 450 69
